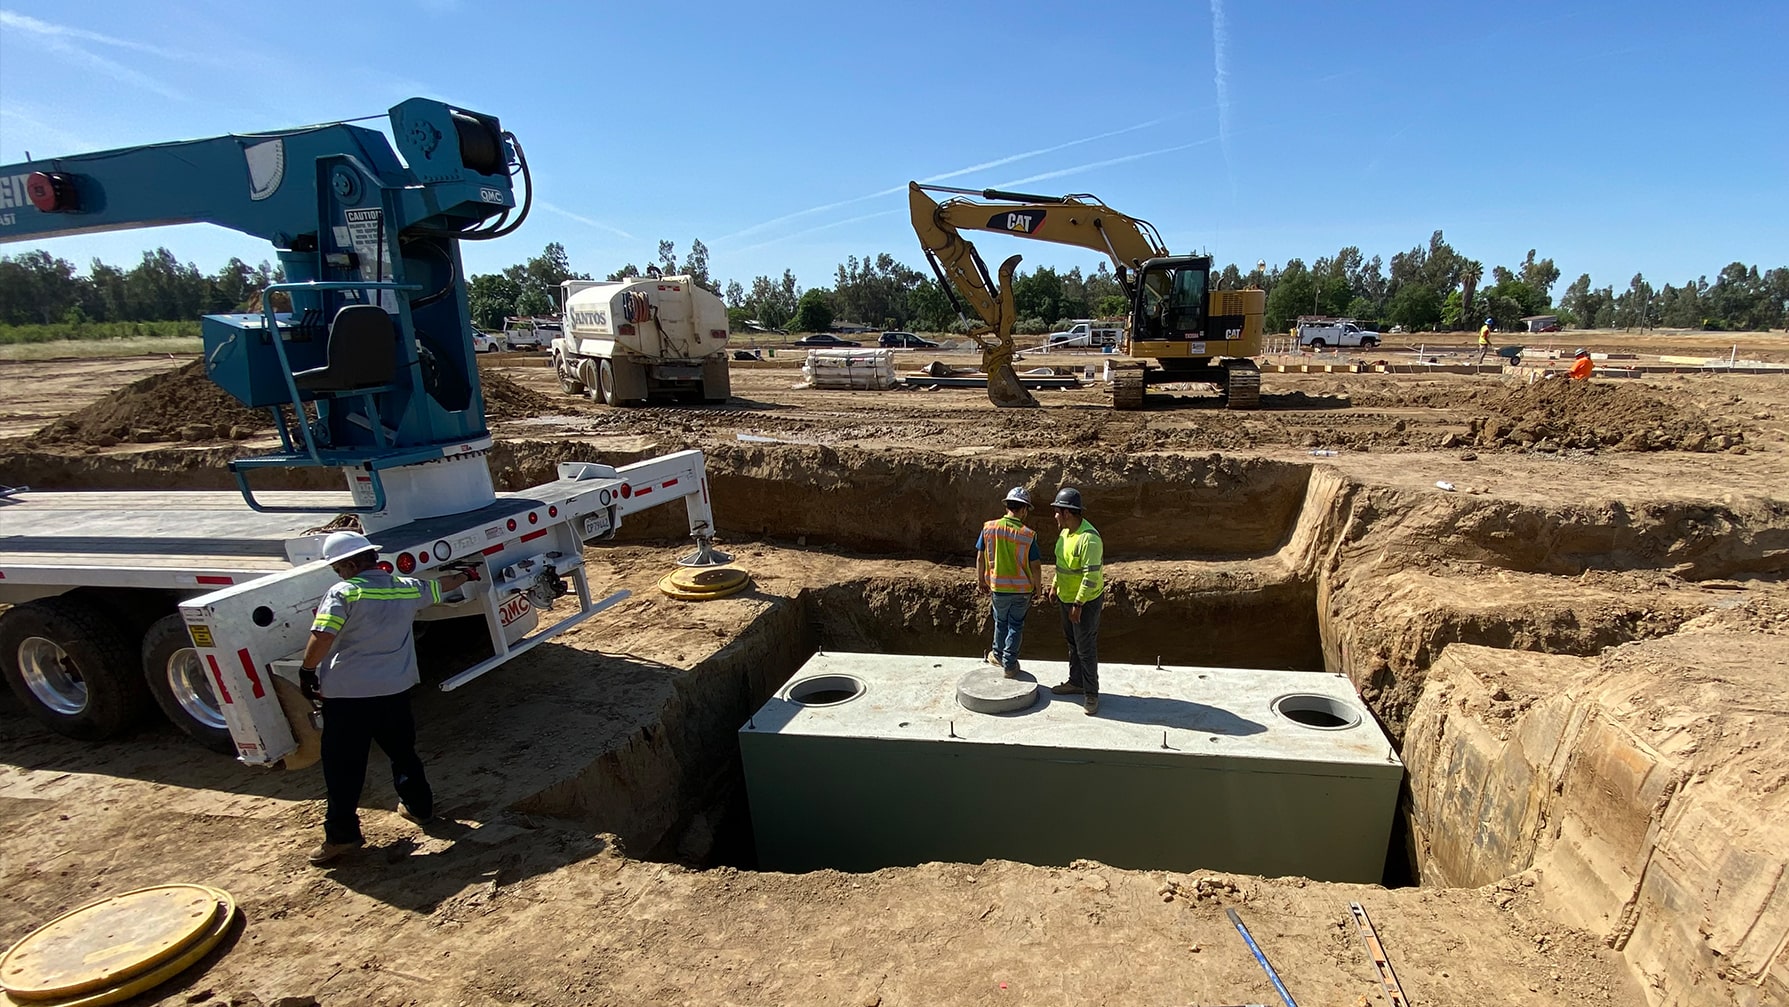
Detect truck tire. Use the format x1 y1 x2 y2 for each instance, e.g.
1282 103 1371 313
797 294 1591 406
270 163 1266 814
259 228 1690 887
1308 338 1327 350
142 613 234 754
598 359 617 406
1362 337 1379 349
556 354 585 395
0 597 151 741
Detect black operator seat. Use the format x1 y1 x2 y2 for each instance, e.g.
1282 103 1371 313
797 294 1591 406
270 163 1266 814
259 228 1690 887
292 304 398 393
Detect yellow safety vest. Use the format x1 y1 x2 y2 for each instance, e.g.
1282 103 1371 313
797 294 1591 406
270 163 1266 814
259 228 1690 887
981 516 1037 593
1054 519 1104 603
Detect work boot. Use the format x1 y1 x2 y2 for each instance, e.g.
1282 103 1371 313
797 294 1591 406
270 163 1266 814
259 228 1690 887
397 802 431 826
1050 682 1084 695
1003 665 1022 680
1084 694 1100 716
307 839 362 866
986 650 1001 667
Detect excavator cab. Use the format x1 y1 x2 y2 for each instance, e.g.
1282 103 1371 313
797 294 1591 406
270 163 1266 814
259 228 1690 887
1132 256 1213 344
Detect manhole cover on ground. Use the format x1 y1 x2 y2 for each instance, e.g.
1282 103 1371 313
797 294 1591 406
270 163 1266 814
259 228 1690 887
660 566 751 600
1 884 228 1001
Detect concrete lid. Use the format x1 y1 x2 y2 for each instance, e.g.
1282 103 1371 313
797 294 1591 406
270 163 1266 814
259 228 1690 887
745 652 1402 776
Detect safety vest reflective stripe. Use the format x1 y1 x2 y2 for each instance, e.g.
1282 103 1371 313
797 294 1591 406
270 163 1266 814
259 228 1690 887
982 518 1036 592
341 587 423 601
312 613 345 632
1054 522 1105 602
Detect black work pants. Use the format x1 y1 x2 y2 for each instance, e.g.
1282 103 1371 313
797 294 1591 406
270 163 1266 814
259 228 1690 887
1059 593 1103 697
320 690 432 845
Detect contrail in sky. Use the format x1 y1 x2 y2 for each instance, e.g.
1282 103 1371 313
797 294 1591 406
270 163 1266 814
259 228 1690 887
1210 0 1236 195
0 10 187 100
996 136 1220 189
728 209 905 255
714 117 1174 245
539 201 635 241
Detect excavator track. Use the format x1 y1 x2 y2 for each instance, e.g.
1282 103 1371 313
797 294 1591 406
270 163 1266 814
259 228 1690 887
1221 359 1261 410
1108 362 1147 410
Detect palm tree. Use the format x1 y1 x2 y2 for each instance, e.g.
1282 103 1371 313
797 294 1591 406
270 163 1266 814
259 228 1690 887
1460 260 1484 329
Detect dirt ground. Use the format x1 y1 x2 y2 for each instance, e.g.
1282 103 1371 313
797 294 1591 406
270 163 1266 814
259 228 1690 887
2 337 1787 1006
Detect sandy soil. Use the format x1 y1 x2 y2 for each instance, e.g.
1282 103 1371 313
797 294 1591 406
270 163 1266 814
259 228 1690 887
2 340 1786 1006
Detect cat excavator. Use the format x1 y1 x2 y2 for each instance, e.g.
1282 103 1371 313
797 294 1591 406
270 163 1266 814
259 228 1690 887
909 182 1265 409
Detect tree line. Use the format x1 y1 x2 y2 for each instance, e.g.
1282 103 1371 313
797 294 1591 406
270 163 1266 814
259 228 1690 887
3 233 1783 336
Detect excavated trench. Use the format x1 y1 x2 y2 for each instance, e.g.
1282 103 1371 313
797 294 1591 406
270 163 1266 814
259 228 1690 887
15 442 1789 1002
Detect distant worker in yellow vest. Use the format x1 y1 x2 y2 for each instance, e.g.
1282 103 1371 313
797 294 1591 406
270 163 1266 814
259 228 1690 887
1045 487 1105 716
977 486 1043 678
1568 347 1594 380
1477 318 1494 364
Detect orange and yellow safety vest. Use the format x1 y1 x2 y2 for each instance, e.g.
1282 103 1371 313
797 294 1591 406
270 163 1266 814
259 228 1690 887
979 516 1039 593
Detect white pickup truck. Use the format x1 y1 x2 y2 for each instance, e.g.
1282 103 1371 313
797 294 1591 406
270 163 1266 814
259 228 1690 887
1038 320 1121 352
1296 319 1381 349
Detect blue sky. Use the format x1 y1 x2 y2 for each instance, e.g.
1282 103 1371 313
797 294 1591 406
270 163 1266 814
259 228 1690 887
2 0 1784 296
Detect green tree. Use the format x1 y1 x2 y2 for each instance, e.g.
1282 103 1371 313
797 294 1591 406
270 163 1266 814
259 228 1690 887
1264 259 1314 332
684 239 712 289
1385 283 1442 331
723 278 745 309
466 273 522 329
1011 266 1066 324
607 263 641 281
792 289 833 333
906 278 953 332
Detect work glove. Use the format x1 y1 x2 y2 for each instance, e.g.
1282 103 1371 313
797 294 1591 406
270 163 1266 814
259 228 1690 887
300 666 321 704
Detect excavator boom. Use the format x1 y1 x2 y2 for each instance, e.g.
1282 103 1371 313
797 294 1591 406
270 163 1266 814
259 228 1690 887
908 182 1264 410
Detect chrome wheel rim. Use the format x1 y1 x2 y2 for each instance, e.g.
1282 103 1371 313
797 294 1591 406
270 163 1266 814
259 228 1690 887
166 646 225 729
18 636 87 715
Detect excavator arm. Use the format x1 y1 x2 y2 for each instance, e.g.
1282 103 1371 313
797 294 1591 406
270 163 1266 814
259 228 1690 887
908 181 1264 410
910 182 1172 408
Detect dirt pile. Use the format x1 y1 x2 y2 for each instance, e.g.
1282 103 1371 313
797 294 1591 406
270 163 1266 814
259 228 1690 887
483 371 557 420
1464 380 1747 452
29 361 271 448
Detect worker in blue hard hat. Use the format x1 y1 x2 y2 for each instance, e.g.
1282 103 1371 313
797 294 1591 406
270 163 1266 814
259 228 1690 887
299 530 476 866
1045 487 1105 715
976 486 1044 678
1477 318 1494 365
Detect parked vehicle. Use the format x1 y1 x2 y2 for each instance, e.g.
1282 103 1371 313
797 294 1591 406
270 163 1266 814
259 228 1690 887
502 317 556 351
794 333 862 348
472 330 505 353
1295 318 1380 349
1040 320 1121 351
879 331 940 349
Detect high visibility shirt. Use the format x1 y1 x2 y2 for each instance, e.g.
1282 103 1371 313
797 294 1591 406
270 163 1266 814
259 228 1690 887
310 571 442 698
977 516 1041 593
1053 519 1104 604
1478 325 1492 346
1568 356 1594 380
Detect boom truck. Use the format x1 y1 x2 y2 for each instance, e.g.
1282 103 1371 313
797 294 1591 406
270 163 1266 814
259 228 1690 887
0 100 729 766
551 275 730 405
909 183 1266 409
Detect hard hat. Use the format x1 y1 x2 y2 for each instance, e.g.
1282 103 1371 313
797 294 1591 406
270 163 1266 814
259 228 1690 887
1575 347 1589 358
1484 318 1493 326
320 530 379 563
1003 486 1032 507
1052 487 1084 512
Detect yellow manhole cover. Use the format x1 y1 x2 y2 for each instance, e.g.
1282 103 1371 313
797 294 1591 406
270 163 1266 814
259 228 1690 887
1 885 224 1001
658 567 750 601
5 888 238 1007
666 567 749 594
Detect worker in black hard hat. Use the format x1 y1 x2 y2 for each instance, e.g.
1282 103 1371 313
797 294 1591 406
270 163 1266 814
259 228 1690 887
1045 487 1105 715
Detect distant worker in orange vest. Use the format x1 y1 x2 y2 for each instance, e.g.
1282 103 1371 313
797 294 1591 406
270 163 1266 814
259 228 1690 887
976 486 1043 679
1477 318 1494 364
1569 347 1594 380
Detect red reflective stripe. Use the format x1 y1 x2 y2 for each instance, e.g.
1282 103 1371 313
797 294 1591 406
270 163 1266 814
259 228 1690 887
205 654 234 705
196 575 233 585
662 477 679 489
482 544 505 555
519 529 548 543
633 485 654 497
236 648 266 699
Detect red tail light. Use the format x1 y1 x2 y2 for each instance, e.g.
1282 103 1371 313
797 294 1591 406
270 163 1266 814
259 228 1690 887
506 518 518 531
619 483 632 499
710 329 727 340
377 561 394 573
396 552 416 574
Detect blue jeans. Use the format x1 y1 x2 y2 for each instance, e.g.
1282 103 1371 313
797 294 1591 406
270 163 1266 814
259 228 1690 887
990 592 1032 671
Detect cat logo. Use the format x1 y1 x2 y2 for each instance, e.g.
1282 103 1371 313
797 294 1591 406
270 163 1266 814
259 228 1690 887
986 210 1046 234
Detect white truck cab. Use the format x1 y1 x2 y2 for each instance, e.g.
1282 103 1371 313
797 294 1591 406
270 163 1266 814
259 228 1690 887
1039 320 1121 352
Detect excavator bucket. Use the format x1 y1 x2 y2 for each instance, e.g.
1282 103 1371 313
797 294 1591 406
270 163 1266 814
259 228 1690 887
982 255 1038 408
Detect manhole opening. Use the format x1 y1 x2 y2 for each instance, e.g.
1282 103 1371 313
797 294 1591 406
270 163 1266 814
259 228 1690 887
1273 693 1361 730
787 674 865 707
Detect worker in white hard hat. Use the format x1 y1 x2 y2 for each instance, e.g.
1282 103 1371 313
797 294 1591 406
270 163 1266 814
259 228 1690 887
300 530 475 866
1045 487 1105 716
1568 347 1594 381
976 486 1043 678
